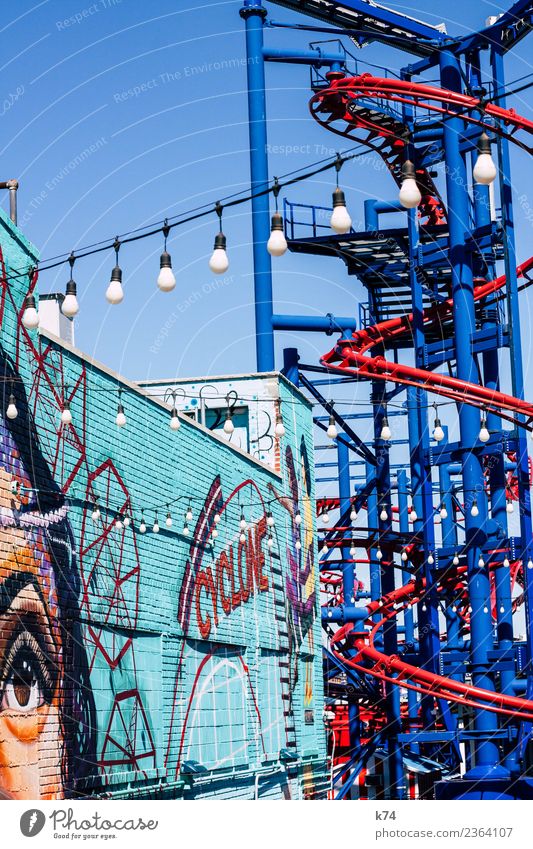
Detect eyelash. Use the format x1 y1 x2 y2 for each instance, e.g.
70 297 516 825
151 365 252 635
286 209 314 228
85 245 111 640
0 630 54 713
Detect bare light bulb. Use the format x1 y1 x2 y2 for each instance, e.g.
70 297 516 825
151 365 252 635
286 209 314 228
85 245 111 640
380 416 392 441
139 518 147 534
153 517 160 533
380 507 388 522
453 553 460 566
223 412 234 435
399 160 422 209
62 280 79 318
478 418 490 443
330 187 352 234
294 511 301 526
410 507 418 523
440 505 448 520
274 414 285 438
267 511 275 527
471 499 479 518
165 512 173 528
433 416 444 442
170 408 180 431
61 404 73 426
209 233 229 274
503 557 510 568
376 546 383 561
327 414 338 440
473 132 497 185
267 211 288 256
506 500 514 514
157 251 176 292
22 294 39 329
6 394 18 420
106 266 124 304
115 403 126 428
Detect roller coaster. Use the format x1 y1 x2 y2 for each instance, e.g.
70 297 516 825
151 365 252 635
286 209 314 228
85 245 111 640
239 0 533 798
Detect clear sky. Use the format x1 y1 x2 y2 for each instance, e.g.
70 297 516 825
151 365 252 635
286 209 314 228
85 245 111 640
2 0 532 387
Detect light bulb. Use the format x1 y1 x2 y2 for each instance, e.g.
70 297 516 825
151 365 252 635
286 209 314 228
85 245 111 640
453 553 459 566
213 512 221 524
421 603 427 612
473 132 497 185
327 414 338 440
91 505 101 522
223 412 234 435
166 512 172 528
506 500 514 514
61 404 72 426
209 233 229 274
211 527 218 539
322 510 330 525
528 559 533 570
499 605 505 614
267 511 275 527
106 266 124 304
139 519 146 534
376 546 383 561
433 417 444 442
170 408 180 430
483 606 489 614
294 511 301 526
399 160 421 209
157 251 176 292
503 557 510 568
410 507 418 523
115 404 126 428
239 531 246 544
350 507 356 522
330 187 352 234
478 555 485 567
115 516 123 530
182 522 189 536
440 506 448 520
267 535 274 548
62 280 79 317
267 211 288 256
274 414 285 438
428 553 434 565
22 294 39 329
153 518 160 533
123 515 131 528
186 504 193 522
6 394 18 420
471 500 479 517
478 419 490 443
401 550 408 562
380 508 388 522
380 417 392 441
350 544 356 556
321 542 328 555
295 539 301 550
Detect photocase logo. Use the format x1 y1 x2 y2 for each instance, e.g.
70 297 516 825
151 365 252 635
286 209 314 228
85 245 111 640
20 809 46 838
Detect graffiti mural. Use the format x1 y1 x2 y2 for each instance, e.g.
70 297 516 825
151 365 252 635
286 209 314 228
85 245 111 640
0 211 327 800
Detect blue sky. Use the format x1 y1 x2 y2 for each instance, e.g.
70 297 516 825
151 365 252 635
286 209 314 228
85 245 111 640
2 0 532 384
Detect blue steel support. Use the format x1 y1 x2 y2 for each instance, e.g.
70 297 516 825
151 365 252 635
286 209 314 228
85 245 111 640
397 470 418 730
282 347 300 386
337 437 361 782
440 49 504 779
240 1 275 371
491 46 533 687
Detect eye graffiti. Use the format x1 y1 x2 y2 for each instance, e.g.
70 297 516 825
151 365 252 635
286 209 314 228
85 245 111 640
0 629 55 713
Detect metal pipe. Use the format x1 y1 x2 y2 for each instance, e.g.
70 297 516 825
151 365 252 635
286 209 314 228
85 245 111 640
0 180 18 224
240 1 275 371
440 49 503 779
273 313 357 333
262 47 345 68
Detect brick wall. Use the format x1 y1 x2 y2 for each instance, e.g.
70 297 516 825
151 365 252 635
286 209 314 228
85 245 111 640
0 208 328 800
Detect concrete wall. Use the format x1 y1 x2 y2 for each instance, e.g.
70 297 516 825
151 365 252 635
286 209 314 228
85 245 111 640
0 207 327 800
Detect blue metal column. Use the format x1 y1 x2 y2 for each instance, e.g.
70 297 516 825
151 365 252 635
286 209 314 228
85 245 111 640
397 469 418 728
491 46 533 684
337 437 360 774
440 49 503 779
240 0 275 371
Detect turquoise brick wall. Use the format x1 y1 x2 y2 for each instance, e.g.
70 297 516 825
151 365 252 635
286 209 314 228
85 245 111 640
0 208 327 800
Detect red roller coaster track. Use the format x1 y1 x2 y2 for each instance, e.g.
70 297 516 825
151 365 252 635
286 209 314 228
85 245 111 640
312 74 533 727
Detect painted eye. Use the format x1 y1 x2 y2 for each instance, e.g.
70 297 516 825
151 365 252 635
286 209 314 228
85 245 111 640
10 479 19 494
0 636 52 713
